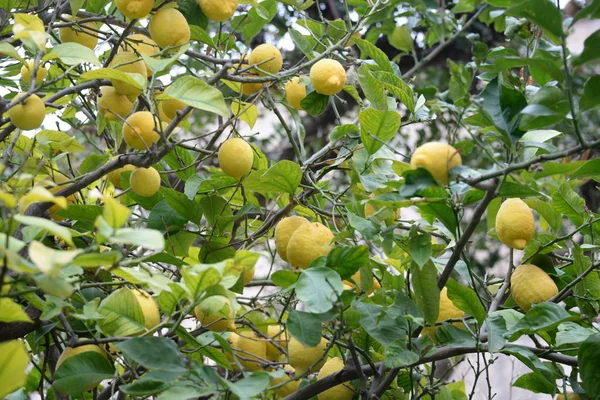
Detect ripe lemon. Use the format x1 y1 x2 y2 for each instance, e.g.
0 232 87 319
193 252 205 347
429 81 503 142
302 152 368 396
115 0 154 19
194 297 236 332
285 77 307 110
158 98 186 121
266 324 288 362
132 289 161 330
59 16 99 49
510 264 558 312
343 271 381 294
107 164 136 188
130 167 161 197
241 76 263 95
109 51 147 97
56 345 108 391
495 198 535 250
270 365 300 398
20 60 48 85
310 59 346 95
410 142 462 185
288 336 328 375
149 8 191 49
317 357 354 400
100 288 160 336
8 93 45 130
123 111 161 150
97 86 134 121
249 44 283 76
119 34 160 76
199 0 238 21
230 331 267 371
286 222 334 269
274 216 309 261
422 287 464 340
218 138 254 180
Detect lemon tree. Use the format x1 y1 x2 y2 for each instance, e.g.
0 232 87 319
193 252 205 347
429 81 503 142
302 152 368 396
1 0 600 399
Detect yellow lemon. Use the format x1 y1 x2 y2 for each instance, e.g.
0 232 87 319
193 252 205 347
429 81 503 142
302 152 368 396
59 16 99 49
199 0 238 21
510 264 558 312
107 164 136 188
97 86 134 121
241 76 263 95
317 357 354 400
122 111 161 150
231 331 267 371
410 142 462 185
132 289 161 330
249 44 283 76
119 34 160 76
158 98 186 121
130 167 161 197
288 336 328 375
274 216 309 262
285 77 307 110
109 51 147 97
20 60 48 85
286 222 334 269
194 297 236 332
343 271 381 294
56 345 108 391
495 198 535 250
149 8 191 49
310 59 346 95
8 93 45 130
115 0 154 19
270 365 300 398
266 324 288 362
422 287 464 340
218 138 254 180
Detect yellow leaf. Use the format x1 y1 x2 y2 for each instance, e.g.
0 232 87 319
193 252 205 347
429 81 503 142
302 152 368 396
28 241 80 277
0 191 17 208
0 298 33 323
19 186 68 212
102 196 130 228
0 340 29 398
231 100 258 128
13 14 46 50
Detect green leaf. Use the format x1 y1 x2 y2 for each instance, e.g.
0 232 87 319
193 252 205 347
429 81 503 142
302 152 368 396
486 311 509 352
513 372 556 394
372 71 416 112
80 68 146 90
411 260 440 325
163 147 196 181
36 130 86 154
148 200 187 232
188 25 215 47
244 160 302 195
97 288 148 336
46 42 101 66
110 228 165 251
573 246 600 315
523 199 562 232
295 267 343 313
399 168 438 198
384 340 419 368
480 78 526 139
506 0 562 38
0 340 28 398
165 76 228 118
115 337 187 371
499 181 542 198
507 302 571 340
580 76 600 111
300 91 329 116
491 56 563 85
448 60 471 103
287 310 323 347
358 64 387 110
359 108 401 154
160 187 202 224
551 182 585 226
14 214 73 246
573 30 600 67
446 279 486 324
352 300 408 346
271 270 298 288
353 38 394 73
572 158 600 179
289 29 314 59
226 372 271 398
579 333 600 398
181 264 222 300
556 322 596 346
53 351 115 395
388 25 414 52
326 245 369 280
407 228 432 268
519 87 569 130
0 298 33 323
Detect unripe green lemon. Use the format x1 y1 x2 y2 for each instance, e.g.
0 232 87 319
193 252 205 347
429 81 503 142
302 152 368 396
122 111 161 150
510 264 558 312
97 86 134 121
274 216 309 262
130 167 161 197
285 77 307 110
495 198 535 250
8 93 45 130
199 0 239 21
218 138 254 180
249 44 283 76
410 142 462 185
115 0 154 19
149 8 191 49
310 59 346 95
286 222 334 269
20 60 48 85
317 357 354 400
109 51 147 97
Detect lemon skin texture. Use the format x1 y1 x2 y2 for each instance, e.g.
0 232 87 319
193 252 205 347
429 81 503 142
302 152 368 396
8 94 45 130
511 264 558 312
109 52 147 97
97 86 134 121
317 357 354 400
410 142 462 185
131 289 161 330
20 60 48 85
266 324 288 362
159 98 187 121
130 167 161 197
232 331 267 371
59 17 98 49
343 271 381 294
285 77 307 110
270 365 300 398
123 111 161 150
199 0 239 21
149 8 191 49
310 59 346 95
56 345 108 391
120 34 160 76
286 222 334 269
288 337 328 375
496 198 535 250
241 77 263 95
194 298 236 332
249 44 283 76
115 0 154 19
107 164 136 189
218 138 254 180
422 287 464 340
274 216 309 262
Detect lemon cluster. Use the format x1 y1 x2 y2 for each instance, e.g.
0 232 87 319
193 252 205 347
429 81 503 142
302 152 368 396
274 216 335 269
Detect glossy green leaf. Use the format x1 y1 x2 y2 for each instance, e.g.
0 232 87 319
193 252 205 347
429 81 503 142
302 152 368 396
579 333 600 398
446 279 486 324
359 108 401 154
53 351 114 395
116 337 187 371
165 76 228 118
295 267 343 313
411 260 440 325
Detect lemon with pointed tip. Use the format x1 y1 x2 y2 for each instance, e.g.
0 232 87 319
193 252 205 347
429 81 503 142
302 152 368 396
510 264 558 312
8 93 45 130
59 16 99 49
270 365 300 398
410 142 462 185
317 357 354 400
274 216 309 262
97 86 134 121
218 138 254 180
199 0 238 21
107 164 136 188
422 287 464 340
109 51 147 97
20 60 48 85
115 0 154 19
130 167 161 197
149 8 191 49
286 222 334 269
56 345 108 391
285 77 307 110
119 34 160 76
495 198 535 250
249 44 283 76
123 111 161 150
288 337 328 375
194 297 236 332
310 59 346 95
